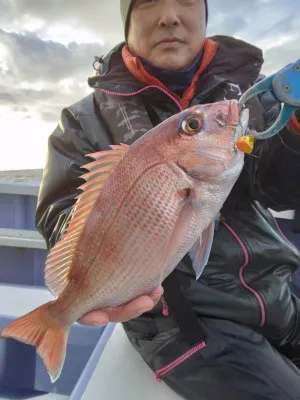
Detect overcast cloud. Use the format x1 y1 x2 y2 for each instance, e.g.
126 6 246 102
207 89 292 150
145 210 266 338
0 0 299 169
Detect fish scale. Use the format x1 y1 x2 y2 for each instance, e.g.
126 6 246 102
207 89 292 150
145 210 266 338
0 99 249 383
85 165 184 305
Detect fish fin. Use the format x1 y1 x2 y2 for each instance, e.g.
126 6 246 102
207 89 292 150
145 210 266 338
0 302 70 383
45 143 130 297
189 221 215 280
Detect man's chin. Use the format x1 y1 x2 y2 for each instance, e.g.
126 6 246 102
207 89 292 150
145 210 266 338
149 52 189 71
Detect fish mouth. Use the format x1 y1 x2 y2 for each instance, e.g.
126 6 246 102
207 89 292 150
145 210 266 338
192 150 228 163
235 108 250 141
213 101 249 142
227 100 249 140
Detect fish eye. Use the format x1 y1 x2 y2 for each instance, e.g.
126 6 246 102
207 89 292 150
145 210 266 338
182 115 203 136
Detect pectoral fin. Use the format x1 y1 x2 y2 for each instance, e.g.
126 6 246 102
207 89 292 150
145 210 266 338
158 184 198 281
189 221 215 280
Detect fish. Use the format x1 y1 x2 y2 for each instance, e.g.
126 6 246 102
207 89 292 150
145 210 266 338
0 99 249 383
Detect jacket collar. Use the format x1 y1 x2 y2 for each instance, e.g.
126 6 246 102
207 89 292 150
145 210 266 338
88 35 264 104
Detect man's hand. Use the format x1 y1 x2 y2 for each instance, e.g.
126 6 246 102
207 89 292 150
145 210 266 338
77 286 164 326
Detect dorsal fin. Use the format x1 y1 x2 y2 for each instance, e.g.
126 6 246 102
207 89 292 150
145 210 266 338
44 143 130 297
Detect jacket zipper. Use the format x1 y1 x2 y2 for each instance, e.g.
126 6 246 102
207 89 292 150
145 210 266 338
221 218 266 327
100 85 184 111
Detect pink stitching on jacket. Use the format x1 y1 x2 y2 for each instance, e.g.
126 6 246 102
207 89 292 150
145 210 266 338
155 341 206 382
222 221 266 327
100 85 184 111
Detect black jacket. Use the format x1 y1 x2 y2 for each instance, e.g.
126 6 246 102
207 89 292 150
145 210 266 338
35 35 300 344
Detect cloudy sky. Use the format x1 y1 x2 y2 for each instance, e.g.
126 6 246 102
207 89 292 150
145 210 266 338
0 0 298 170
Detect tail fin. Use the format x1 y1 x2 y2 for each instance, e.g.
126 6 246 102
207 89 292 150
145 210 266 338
0 302 70 383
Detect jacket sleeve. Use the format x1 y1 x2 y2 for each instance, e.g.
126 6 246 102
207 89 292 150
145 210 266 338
35 106 99 250
253 88 300 211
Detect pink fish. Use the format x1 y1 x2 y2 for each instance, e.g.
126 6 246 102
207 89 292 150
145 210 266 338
0 99 249 383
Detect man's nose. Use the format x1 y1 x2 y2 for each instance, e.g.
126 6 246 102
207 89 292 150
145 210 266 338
157 3 180 27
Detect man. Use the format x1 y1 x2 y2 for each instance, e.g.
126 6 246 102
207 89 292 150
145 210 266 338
35 0 300 398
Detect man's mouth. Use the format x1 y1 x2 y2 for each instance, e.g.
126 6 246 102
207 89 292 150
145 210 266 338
156 37 183 46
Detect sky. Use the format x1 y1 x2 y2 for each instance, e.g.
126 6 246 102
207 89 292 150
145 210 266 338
0 0 299 171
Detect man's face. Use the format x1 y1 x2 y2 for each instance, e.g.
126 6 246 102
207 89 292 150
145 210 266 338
127 0 206 71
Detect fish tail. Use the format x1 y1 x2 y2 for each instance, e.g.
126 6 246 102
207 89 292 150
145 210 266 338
0 301 70 383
